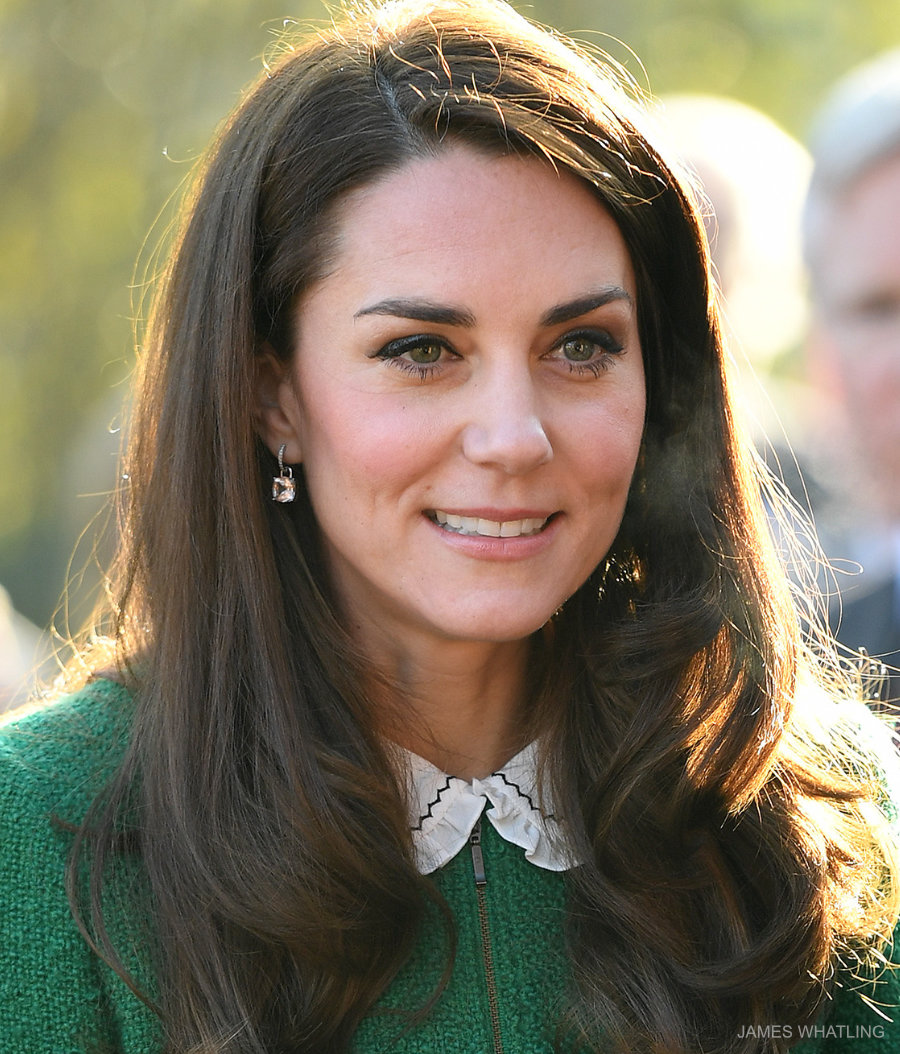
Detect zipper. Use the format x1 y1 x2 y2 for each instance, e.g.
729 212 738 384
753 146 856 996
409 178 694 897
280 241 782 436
470 818 505 1054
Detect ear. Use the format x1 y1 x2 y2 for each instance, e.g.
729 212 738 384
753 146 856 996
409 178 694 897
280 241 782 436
254 348 303 463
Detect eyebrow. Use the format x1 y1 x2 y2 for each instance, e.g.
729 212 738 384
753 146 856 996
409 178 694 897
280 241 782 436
539 287 634 327
354 286 634 329
354 299 477 326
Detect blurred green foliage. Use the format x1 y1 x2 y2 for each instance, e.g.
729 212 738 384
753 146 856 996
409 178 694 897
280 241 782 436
1 0 899 631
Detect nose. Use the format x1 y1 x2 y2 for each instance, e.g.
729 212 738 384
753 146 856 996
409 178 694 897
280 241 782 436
461 368 553 474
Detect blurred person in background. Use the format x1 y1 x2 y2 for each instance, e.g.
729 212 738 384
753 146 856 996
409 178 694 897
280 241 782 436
658 94 832 630
803 50 900 707
658 93 812 437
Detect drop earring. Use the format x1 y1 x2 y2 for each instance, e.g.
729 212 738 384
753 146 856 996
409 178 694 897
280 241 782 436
271 444 296 503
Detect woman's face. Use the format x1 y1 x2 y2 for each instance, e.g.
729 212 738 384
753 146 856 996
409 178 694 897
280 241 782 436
260 146 646 653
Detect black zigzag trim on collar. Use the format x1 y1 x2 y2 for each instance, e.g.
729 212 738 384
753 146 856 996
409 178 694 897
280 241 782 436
411 776 458 831
493 771 556 821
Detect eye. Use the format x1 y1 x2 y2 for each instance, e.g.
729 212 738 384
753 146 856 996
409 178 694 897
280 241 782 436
551 329 625 375
370 334 456 377
561 336 601 362
850 292 900 325
406 341 443 364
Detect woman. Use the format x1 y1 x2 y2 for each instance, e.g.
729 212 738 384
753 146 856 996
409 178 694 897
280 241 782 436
1 1 898 1051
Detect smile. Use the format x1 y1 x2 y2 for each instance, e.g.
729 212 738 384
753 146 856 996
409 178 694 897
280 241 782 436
428 510 550 537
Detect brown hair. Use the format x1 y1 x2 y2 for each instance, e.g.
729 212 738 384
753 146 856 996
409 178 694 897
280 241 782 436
70 1 899 1051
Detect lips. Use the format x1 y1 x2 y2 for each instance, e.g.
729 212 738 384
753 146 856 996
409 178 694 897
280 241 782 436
428 510 551 538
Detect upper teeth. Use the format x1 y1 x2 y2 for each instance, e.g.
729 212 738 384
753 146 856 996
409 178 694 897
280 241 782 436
432 511 548 537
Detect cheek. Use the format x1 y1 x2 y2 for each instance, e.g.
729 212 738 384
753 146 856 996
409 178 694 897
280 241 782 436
839 356 892 419
298 388 444 505
575 388 645 487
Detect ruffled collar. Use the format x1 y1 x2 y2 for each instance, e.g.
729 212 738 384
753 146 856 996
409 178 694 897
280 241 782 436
399 742 577 875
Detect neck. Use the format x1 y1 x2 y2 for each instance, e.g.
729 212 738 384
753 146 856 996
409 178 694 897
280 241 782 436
367 634 533 780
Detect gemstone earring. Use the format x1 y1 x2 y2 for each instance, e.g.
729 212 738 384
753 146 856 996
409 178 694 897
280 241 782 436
271 444 296 503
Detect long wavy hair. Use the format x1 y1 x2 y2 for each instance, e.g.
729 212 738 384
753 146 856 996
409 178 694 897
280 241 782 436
69 1 899 1051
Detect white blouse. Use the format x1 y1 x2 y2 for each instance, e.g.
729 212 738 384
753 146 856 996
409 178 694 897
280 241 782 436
401 742 578 875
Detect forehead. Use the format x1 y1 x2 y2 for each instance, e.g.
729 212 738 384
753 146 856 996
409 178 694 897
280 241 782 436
315 146 636 301
816 152 900 300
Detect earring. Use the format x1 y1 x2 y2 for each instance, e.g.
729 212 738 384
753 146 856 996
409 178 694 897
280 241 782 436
271 444 296 503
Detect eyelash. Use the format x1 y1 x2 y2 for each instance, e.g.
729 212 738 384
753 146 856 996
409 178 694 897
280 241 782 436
371 328 625 378
552 329 625 375
371 334 457 379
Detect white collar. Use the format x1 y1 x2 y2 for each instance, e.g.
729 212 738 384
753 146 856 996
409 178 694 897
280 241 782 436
399 742 578 875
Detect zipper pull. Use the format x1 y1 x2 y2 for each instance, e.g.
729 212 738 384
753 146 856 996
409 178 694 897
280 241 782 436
470 817 487 886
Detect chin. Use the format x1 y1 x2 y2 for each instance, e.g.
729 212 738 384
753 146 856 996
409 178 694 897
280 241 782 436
433 606 558 645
